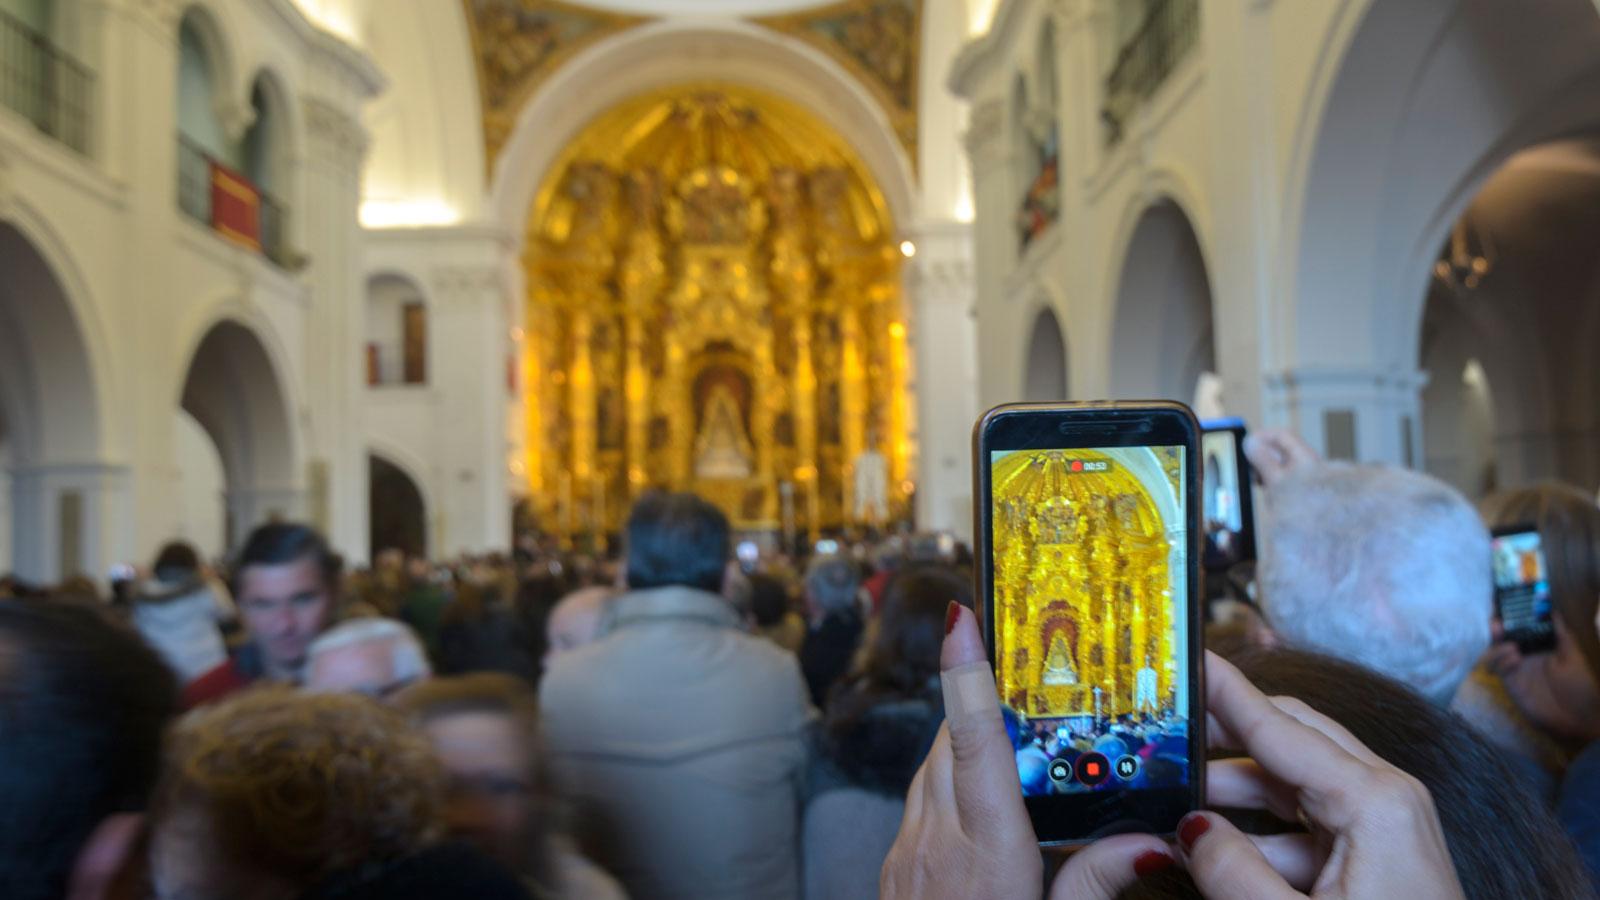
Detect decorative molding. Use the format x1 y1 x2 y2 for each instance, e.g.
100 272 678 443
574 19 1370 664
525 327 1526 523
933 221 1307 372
461 0 647 171
122 0 186 32
301 96 369 171
432 264 504 302
963 97 1005 157
757 0 921 168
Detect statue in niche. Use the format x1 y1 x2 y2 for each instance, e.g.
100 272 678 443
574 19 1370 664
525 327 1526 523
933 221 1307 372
1042 632 1078 686
852 433 889 523
694 384 754 479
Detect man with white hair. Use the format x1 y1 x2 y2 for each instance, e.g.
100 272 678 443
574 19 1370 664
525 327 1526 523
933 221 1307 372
1255 458 1493 706
305 617 432 698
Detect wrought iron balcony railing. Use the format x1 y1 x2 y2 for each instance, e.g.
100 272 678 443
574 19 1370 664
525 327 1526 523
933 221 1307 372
1102 0 1199 146
177 135 291 268
0 8 92 154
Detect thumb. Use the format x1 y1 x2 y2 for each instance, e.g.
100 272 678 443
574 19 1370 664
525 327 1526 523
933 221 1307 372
939 603 1028 825
1049 834 1175 900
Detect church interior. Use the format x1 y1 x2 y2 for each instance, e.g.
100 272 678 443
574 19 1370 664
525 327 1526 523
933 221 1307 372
0 0 1598 580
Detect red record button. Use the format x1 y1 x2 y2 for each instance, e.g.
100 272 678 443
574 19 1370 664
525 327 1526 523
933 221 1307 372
1076 751 1111 787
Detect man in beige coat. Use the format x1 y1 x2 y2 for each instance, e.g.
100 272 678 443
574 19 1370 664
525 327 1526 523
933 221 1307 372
540 492 813 900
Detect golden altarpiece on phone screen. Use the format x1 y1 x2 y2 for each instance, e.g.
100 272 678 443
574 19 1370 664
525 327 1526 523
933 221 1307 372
522 86 915 540
989 449 1182 719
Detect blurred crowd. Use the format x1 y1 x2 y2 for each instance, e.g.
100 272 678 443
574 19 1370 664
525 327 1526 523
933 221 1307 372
1 429 1598 899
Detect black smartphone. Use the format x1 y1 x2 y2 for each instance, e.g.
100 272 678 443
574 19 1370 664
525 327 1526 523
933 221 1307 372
1199 418 1256 572
1491 524 1556 654
973 401 1205 845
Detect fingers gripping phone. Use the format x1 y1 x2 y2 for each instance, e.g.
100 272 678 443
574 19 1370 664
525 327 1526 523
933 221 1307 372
974 402 1205 845
1491 524 1556 655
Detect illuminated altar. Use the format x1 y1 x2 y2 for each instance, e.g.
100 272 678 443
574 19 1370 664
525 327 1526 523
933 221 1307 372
522 86 915 539
990 449 1182 719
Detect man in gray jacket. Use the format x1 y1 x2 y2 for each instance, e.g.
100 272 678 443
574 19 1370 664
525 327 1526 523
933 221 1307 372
540 492 812 900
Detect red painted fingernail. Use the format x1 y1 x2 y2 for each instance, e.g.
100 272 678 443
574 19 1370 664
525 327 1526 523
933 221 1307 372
1133 850 1174 878
945 601 961 635
1177 814 1210 851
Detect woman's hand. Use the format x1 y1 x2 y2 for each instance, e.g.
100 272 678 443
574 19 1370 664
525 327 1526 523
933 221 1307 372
880 603 1175 900
1484 618 1600 743
1186 652 1465 899
1242 429 1321 487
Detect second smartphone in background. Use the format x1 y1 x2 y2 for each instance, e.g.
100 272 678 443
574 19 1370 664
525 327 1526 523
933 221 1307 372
1491 524 1556 654
1199 418 1256 573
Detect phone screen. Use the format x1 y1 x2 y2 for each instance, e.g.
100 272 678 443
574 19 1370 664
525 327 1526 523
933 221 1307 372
979 409 1200 843
1491 526 1555 654
1199 423 1255 570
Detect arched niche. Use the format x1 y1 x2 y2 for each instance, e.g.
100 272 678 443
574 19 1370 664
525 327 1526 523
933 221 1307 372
0 220 104 581
1022 305 1068 402
1108 199 1215 402
177 319 300 548
368 452 426 559
365 272 428 386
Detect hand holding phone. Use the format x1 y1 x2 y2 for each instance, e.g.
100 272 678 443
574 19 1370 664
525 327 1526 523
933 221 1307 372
974 402 1204 844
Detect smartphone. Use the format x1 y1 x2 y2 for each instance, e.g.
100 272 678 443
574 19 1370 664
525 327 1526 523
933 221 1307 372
1490 524 1556 654
814 539 840 555
736 540 760 573
1199 418 1256 571
974 401 1204 845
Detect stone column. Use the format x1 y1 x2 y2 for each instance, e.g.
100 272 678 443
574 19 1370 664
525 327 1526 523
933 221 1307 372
964 97 1020 410
1263 367 1429 465
300 96 371 560
8 463 131 583
431 264 512 555
906 221 979 539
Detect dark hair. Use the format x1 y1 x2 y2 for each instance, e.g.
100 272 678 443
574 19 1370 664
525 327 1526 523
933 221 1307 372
153 540 201 577
1121 646 1596 900
623 492 729 593
235 522 341 591
748 573 792 628
0 599 177 900
828 565 973 726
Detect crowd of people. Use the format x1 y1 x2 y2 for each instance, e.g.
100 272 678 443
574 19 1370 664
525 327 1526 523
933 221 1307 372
1 428 1598 899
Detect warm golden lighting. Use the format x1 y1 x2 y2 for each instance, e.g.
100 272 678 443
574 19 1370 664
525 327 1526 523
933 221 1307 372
523 85 914 539
899 239 916 258
990 449 1182 719
510 326 525 342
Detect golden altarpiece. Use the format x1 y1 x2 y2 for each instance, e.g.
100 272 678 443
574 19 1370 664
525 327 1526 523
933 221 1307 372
522 87 914 540
989 450 1182 720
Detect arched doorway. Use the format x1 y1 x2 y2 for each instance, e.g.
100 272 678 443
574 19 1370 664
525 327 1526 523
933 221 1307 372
1109 199 1215 402
1023 306 1068 402
1420 140 1600 493
369 453 426 559
520 85 913 541
0 221 103 582
1288 0 1600 464
178 320 299 550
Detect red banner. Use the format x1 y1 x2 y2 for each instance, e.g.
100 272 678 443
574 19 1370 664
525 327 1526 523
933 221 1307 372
210 162 261 251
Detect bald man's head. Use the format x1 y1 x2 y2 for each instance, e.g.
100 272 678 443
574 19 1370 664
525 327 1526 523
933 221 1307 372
544 587 617 669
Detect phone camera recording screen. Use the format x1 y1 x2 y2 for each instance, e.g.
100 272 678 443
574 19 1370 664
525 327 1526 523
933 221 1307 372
1201 431 1243 564
989 446 1192 805
1492 529 1553 648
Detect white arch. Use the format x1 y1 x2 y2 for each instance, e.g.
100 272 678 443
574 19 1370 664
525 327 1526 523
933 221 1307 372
1283 0 1600 373
1106 193 1216 402
1022 303 1068 402
0 205 111 465
488 18 917 237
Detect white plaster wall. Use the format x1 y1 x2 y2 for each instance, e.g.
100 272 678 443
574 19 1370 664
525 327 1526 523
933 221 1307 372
173 409 228 561
0 0 378 581
956 0 1600 482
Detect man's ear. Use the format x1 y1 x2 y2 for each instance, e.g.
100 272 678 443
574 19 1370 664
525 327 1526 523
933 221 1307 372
66 812 145 900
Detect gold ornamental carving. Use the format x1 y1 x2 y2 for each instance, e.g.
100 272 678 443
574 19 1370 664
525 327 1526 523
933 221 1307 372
524 86 915 540
990 449 1183 720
